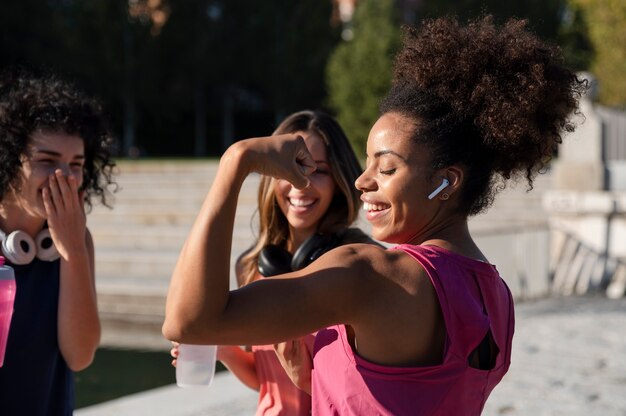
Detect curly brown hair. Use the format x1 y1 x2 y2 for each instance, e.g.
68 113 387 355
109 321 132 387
0 68 117 210
381 15 587 215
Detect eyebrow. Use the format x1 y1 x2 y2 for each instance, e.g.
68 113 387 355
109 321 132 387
373 149 406 161
34 149 85 160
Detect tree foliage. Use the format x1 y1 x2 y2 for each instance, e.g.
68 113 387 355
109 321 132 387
0 0 339 156
417 0 565 40
326 0 400 157
558 3 594 72
568 0 626 106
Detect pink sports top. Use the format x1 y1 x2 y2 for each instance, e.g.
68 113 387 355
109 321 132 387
311 244 515 415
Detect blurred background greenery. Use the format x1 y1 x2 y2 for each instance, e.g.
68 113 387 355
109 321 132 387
74 347 227 408
74 348 175 408
1 0 623 160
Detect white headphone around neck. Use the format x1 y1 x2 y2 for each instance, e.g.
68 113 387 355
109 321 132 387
0 228 60 265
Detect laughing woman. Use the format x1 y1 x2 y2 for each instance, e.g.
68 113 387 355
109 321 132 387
0 68 116 415
163 16 585 415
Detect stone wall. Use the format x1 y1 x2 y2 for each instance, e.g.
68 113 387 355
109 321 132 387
545 73 626 298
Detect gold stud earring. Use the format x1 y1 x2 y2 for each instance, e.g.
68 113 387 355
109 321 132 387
441 193 450 200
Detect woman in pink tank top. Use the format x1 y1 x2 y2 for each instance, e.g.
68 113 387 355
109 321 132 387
170 110 378 415
164 16 586 415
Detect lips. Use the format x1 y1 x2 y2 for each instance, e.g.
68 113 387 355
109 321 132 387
363 202 390 211
288 197 316 208
362 200 391 223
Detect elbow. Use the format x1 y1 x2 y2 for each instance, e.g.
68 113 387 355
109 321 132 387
162 316 203 343
65 329 100 372
66 349 97 372
162 319 183 342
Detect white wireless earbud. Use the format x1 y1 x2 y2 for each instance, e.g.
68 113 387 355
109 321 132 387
428 178 450 200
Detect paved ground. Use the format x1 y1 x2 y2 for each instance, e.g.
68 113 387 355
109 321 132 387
76 295 626 415
484 296 626 416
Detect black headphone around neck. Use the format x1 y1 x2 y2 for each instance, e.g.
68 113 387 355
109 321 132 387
257 232 341 277
0 228 59 265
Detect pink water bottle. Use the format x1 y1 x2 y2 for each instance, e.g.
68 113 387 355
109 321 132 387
0 256 16 367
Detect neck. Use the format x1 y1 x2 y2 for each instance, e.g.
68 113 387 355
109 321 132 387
287 228 317 253
417 219 488 262
0 204 45 238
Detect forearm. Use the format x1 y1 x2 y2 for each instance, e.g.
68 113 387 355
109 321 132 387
218 345 260 391
57 244 100 371
274 337 313 395
163 142 250 343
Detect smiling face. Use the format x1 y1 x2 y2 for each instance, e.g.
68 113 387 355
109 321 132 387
355 112 445 244
274 130 336 245
2 131 85 224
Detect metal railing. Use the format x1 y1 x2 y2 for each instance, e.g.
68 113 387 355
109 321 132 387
598 105 626 162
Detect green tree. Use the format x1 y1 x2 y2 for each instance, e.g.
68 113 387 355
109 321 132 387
418 0 564 41
558 3 594 72
326 0 400 156
569 0 626 106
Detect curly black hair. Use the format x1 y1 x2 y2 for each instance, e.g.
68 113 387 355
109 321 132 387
0 68 117 210
380 16 587 216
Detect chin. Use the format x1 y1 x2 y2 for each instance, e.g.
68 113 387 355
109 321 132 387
373 230 404 245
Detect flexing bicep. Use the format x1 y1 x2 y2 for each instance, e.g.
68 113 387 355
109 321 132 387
178 244 380 346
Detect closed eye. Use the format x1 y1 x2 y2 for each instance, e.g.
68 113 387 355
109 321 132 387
314 168 331 175
379 168 396 175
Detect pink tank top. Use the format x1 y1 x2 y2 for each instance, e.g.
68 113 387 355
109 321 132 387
253 334 315 416
311 244 515 415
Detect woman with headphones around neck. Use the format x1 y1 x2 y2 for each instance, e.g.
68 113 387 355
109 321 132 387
0 68 116 415
164 16 585 415
172 110 379 415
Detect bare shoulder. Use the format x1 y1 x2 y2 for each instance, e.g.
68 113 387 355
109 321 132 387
323 242 387 267
331 244 433 293
318 243 415 284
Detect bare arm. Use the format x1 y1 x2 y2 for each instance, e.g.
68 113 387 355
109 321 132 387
162 135 371 345
160 135 440 367
214 260 261 391
217 345 260 391
273 336 314 395
45 170 100 371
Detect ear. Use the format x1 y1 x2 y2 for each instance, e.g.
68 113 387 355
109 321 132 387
435 166 464 200
442 165 465 196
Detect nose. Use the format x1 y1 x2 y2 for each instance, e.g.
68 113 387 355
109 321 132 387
355 169 376 192
54 164 72 177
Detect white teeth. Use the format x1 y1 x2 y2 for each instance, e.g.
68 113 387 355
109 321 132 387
363 202 389 211
289 198 314 207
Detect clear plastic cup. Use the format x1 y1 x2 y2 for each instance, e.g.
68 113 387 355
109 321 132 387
0 256 16 367
176 344 217 387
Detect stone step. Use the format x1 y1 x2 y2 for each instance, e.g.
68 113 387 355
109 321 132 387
109 178 259 199
89 204 257 220
88 210 258 227
90 225 257 250
95 247 248 279
98 285 167 321
113 161 219 174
